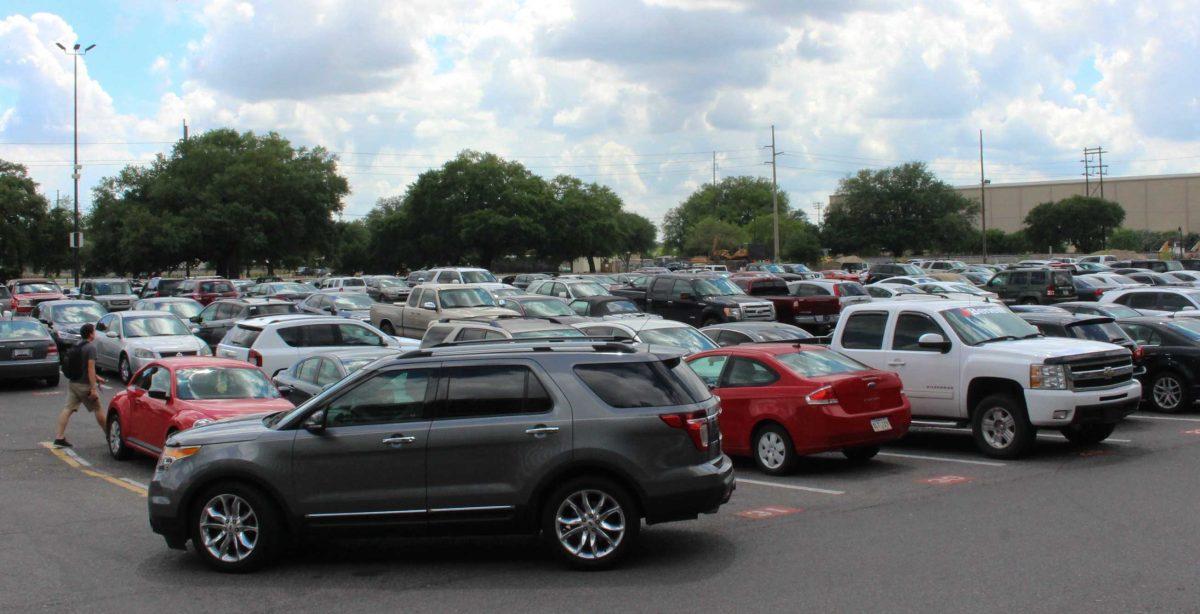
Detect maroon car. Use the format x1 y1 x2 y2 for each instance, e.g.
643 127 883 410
7 278 66 314
176 279 239 306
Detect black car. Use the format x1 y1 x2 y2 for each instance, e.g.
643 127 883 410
1112 260 1184 273
1014 312 1136 354
1116 270 1190 287
30 299 107 354
628 274 776 326
272 348 398 404
1117 316 1200 413
499 295 588 324
0 317 60 387
568 296 647 320
190 298 296 347
1056 301 1146 320
699 322 813 346
141 277 185 299
865 262 926 285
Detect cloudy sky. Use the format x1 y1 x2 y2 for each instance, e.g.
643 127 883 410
2 0 1199 228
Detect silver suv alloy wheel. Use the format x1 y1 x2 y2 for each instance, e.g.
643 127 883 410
555 489 626 560
200 494 259 563
757 431 787 469
980 406 1016 449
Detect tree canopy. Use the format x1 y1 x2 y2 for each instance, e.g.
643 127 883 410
1022 195 1126 253
662 176 788 254
0 160 56 278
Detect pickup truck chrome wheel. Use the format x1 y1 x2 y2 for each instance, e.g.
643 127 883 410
980 406 1016 449
1152 375 1183 410
757 431 787 469
555 489 626 561
199 494 259 563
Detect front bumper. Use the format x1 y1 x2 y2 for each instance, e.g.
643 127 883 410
1023 380 1142 426
0 357 60 380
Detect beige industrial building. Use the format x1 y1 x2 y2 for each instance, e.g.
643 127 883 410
953 172 1200 234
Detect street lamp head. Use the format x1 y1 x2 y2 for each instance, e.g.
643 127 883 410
84 44 96 52
56 42 67 50
73 43 80 50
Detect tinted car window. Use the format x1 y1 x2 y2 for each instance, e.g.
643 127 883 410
1009 272 1028 285
575 361 696 408
337 323 384 346
1160 293 1192 311
226 326 261 348
723 357 779 387
440 365 551 418
892 313 946 351
842 312 888 349
325 369 431 427
294 358 318 383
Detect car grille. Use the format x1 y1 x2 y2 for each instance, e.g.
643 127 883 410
162 350 198 358
742 303 774 321
1067 356 1134 390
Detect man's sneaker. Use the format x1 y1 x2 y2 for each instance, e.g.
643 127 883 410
52 438 72 448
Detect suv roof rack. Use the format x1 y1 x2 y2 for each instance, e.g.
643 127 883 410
399 337 639 358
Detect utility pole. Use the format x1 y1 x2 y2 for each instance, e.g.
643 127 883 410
712 150 717 185
763 125 783 261
183 118 188 141
1082 146 1107 198
979 130 987 261
813 201 823 227
56 41 96 288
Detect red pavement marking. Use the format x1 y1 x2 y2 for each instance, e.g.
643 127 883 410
1183 429 1200 435
736 506 803 520
1079 449 1113 457
918 475 973 486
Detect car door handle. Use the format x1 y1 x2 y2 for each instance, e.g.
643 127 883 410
381 435 416 446
525 426 560 437
886 359 906 367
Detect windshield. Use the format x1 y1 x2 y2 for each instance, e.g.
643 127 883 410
439 288 496 308
1111 275 1140 285
274 283 316 293
1167 320 1200 340
756 326 814 341
154 300 202 319
513 328 586 339
892 286 923 295
122 315 191 338
49 304 106 323
585 275 617 284
93 281 131 295
838 283 867 296
15 282 60 294
0 321 46 339
333 294 374 309
761 264 784 273
1071 321 1129 343
462 270 498 283
940 305 1039 345
639 327 719 353
175 367 278 400
898 264 924 275
1165 261 1184 271
603 300 640 314
789 264 812 272
492 288 521 298
378 279 404 287
569 282 609 297
777 349 868 377
1099 304 1141 319
694 278 744 297
342 358 380 373
522 299 576 317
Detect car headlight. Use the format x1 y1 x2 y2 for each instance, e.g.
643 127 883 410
192 418 215 428
156 445 201 472
17 298 30 307
1029 364 1067 390
723 307 742 320
133 348 156 359
198 344 213 356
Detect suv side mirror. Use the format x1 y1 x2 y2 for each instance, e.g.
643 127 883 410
189 315 201 323
917 333 951 352
304 409 327 433
422 301 436 310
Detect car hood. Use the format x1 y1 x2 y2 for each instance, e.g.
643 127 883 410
123 335 205 353
95 294 137 302
180 398 295 420
703 295 773 306
171 412 273 446
442 306 520 318
974 337 1131 363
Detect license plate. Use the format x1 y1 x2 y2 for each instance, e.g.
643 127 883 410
12 348 32 358
871 417 891 432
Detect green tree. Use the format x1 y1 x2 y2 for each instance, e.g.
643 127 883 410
662 176 789 252
546 176 624 271
745 212 821 263
822 162 978 257
683 217 747 256
0 160 50 278
331 219 372 274
1023 195 1125 253
614 211 657 271
32 206 73 277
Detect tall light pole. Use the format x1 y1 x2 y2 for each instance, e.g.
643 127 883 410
56 41 96 287
763 125 784 261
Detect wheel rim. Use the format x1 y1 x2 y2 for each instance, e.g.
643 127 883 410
199 494 259 563
980 406 1016 449
1154 376 1183 409
108 419 121 455
555 489 625 560
757 431 787 469
120 358 131 382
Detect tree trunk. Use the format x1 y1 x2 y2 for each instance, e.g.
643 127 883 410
587 255 597 272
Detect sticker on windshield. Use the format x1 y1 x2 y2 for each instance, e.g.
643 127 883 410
959 306 1006 317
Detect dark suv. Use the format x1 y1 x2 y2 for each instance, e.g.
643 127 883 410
148 340 734 572
864 262 925 284
985 267 1076 304
1112 259 1184 273
190 298 296 347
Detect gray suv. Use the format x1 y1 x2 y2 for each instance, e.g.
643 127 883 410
148 340 734 572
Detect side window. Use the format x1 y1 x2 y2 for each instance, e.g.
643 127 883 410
650 278 672 300
687 355 728 387
1123 293 1157 309
1160 293 1191 312
305 323 339 347
569 300 587 315
315 359 342 387
135 366 157 390
552 283 567 297
337 323 385 347
294 358 318 383
1030 271 1046 285
715 330 751 347
324 369 432 427
422 326 453 347
534 282 551 296
98 313 117 332
457 327 488 342
669 280 690 300
406 288 423 307
440 365 552 419
1121 324 1163 346
148 368 171 395
277 326 304 347
1009 272 1028 285
842 312 888 350
892 313 947 351
580 326 616 338
481 330 507 340
216 303 239 321
988 272 1008 287
722 357 779 387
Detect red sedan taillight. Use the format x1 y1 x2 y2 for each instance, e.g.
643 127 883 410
660 409 710 451
805 385 838 405
47 343 58 356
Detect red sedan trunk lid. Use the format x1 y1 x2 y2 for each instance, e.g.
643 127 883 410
816 370 903 414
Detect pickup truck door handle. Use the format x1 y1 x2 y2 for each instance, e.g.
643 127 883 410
381 435 416 446
525 426 560 437
886 359 906 367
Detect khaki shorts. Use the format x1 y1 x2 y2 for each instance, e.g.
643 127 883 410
65 381 100 413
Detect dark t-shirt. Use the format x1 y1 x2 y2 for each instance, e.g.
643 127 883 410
71 341 97 383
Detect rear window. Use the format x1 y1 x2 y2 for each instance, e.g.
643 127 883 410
0 320 46 339
575 361 703 408
837 283 867 296
200 281 234 293
342 278 366 287
250 304 294 317
746 280 788 295
1069 321 1128 343
1053 271 1072 286
226 326 262 348
776 349 870 377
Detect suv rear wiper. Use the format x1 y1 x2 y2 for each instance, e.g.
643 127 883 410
976 335 1018 345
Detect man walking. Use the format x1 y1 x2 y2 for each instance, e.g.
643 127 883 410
53 323 106 448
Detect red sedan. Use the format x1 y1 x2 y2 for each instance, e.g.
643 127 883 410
687 343 911 475
105 357 293 460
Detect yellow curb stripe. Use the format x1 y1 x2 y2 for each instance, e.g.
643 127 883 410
40 442 148 497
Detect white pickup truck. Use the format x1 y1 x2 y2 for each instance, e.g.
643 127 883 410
830 300 1141 458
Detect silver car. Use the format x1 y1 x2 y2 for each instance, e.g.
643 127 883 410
79 278 138 312
133 297 204 322
93 310 212 382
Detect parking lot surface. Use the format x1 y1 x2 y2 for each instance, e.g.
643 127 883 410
5 378 1200 612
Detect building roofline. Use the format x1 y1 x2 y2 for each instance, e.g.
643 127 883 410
952 171 1200 191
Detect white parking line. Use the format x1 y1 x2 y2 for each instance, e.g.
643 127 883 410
737 478 845 495
1128 414 1200 423
1038 433 1132 443
120 477 148 490
62 448 92 467
877 451 1006 467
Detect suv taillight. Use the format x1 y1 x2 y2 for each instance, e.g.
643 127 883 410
1095 288 1104 297
248 349 263 367
805 385 838 405
1046 285 1055 296
1133 346 1145 361
660 409 709 451
832 284 842 297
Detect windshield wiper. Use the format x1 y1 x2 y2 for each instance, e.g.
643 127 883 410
976 335 1018 345
1020 333 1042 339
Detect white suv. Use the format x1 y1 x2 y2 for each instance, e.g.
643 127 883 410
426 268 499 285
318 277 367 293
216 314 402 376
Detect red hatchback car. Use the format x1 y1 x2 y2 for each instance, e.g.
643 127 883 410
177 278 239 306
105 357 294 460
687 343 911 475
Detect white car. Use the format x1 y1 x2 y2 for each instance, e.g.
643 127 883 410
216 314 403 377
1079 255 1119 265
865 283 935 301
527 279 612 301
877 275 939 286
93 311 212 383
425 267 500 285
914 282 999 301
1099 287 1200 313
317 277 368 293
1164 271 1200 287
573 319 718 355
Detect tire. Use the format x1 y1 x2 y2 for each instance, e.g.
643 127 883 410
842 445 880 463
701 316 719 327
971 394 1036 459
43 374 60 387
1059 423 1117 446
753 423 798 475
118 354 133 384
190 482 282 573
1018 297 1038 305
106 412 132 460
380 321 396 336
542 477 639 570
1148 370 1191 413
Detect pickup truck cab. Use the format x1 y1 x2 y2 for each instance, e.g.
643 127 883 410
633 274 775 327
730 273 841 333
830 300 1141 458
369 283 518 339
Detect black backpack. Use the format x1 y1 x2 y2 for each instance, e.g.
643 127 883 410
62 342 85 380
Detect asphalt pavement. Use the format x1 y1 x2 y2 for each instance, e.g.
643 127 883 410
4 376 1200 612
